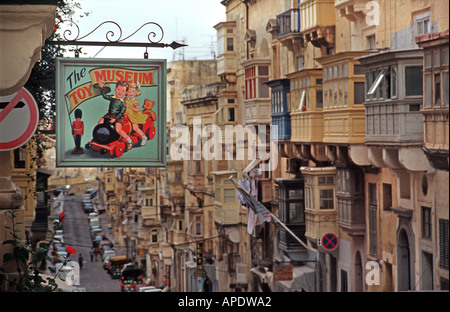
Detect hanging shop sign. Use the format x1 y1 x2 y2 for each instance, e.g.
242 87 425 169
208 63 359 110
55 58 166 167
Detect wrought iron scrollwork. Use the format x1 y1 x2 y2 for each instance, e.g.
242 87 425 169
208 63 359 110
48 20 184 50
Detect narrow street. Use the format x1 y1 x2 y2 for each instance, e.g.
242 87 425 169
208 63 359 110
63 194 122 292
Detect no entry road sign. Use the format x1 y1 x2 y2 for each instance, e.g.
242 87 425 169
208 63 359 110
321 233 339 251
0 88 39 151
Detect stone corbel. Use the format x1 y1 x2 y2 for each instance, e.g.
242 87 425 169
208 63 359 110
349 144 371 166
0 4 56 95
311 144 329 162
398 147 434 173
368 147 384 168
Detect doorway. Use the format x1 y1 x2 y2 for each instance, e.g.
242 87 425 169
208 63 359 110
398 229 412 291
355 251 363 292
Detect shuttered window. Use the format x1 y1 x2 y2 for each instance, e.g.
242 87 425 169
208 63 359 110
369 183 378 257
439 219 449 270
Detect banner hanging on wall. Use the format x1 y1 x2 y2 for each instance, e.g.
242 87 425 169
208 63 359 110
56 58 166 167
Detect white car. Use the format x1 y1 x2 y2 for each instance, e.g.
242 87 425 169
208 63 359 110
102 250 116 261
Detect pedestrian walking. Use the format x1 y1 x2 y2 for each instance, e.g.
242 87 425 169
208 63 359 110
94 247 99 261
90 248 94 262
78 253 84 270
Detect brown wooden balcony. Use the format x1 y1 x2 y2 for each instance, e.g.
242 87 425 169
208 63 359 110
336 168 365 235
317 51 372 144
301 166 338 242
288 69 324 143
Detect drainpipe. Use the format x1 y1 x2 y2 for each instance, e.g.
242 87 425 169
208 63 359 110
244 0 249 59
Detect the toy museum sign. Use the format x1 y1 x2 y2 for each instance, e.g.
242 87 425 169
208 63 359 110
56 58 166 167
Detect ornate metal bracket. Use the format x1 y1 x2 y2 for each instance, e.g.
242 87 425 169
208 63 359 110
46 20 187 56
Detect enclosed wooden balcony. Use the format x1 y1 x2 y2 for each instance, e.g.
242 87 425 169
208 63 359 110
317 51 372 144
357 49 425 145
274 178 307 253
288 69 324 143
301 166 338 242
336 168 365 236
214 21 237 83
299 0 335 48
243 58 272 125
274 8 303 50
212 171 240 225
416 31 449 170
267 78 291 140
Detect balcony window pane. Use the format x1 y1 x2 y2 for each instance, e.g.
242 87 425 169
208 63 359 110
443 49 449 65
259 78 269 98
343 64 348 77
316 89 323 108
443 72 449 106
258 66 269 76
228 107 235 122
344 81 348 106
320 189 334 209
334 83 338 106
425 53 432 69
435 73 441 106
365 72 371 100
405 66 423 96
354 65 364 75
368 70 385 96
289 202 304 223
227 38 234 52
224 189 235 203
434 51 441 68
391 67 397 97
425 75 432 107
288 189 303 199
354 82 365 104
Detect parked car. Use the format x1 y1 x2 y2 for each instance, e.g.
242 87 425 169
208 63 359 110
120 267 145 292
103 249 116 261
89 217 100 227
90 228 104 239
83 203 94 213
137 286 162 292
107 256 128 278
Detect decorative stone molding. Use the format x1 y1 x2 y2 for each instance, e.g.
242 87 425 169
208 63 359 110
0 4 56 95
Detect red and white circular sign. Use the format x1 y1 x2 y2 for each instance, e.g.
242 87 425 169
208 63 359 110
0 88 39 151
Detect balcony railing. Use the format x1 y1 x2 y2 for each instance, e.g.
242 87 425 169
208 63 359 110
277 9 300 38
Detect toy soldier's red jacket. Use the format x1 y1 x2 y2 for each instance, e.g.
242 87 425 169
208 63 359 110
72 120 84 136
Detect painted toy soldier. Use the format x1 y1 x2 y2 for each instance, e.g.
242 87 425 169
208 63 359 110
71 108 84 154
